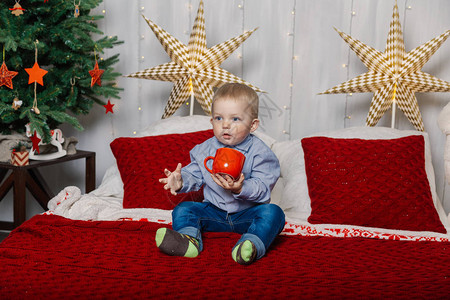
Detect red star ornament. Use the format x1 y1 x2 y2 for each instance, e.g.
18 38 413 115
30 131 42 154
103 100 115 114
25 62 48 86
0 62 18 89
89 61 104 87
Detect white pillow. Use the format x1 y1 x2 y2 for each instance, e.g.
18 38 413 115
272 126 448 228
271 139 310 219
99 115 278 201
137 115 276 147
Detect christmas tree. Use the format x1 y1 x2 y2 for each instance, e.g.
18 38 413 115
0 0 122 142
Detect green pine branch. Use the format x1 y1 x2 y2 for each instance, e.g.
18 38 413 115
0 0 123 140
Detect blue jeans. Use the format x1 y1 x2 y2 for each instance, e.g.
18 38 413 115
172 201 285 260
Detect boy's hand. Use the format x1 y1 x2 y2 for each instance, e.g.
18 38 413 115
159 163 183 195
211 173 244 194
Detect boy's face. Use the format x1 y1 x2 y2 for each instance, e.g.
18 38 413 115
210 98 259 146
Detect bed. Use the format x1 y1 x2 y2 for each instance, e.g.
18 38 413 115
1 115 450 299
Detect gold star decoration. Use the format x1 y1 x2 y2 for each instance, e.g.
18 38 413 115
127 0 263 119
89 61 104 87
0 61 18 89
321 1 450 131
25 62 48 86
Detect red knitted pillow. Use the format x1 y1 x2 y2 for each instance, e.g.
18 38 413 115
110 130 214 210
301 135 446 233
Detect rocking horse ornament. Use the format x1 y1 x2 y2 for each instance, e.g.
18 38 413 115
25 124 67 160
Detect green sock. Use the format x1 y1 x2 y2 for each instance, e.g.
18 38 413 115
155 228 199 258
232 240 256 265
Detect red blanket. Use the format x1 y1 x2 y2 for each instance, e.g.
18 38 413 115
1 215 449 299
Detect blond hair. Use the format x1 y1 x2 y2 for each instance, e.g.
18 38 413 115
212 83 259 120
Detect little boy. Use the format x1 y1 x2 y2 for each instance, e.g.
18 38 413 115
156 83 285 265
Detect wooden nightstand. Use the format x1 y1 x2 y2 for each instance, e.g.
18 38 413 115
0 150 95 230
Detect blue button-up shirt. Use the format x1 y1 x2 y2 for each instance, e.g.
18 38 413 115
179 134 280 213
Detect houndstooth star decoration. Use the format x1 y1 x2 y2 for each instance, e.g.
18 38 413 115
127 0 263 119
321 1 450 131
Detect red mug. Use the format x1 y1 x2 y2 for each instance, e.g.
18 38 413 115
204 148 246 181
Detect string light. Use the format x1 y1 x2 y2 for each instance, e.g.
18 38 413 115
99 1 116 138
342 7 359 128
135 0 145 136
285 1 297 137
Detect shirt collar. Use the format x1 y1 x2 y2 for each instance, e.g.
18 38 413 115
212 134 253 154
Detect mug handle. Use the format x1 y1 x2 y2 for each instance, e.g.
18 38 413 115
204 156 214 173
